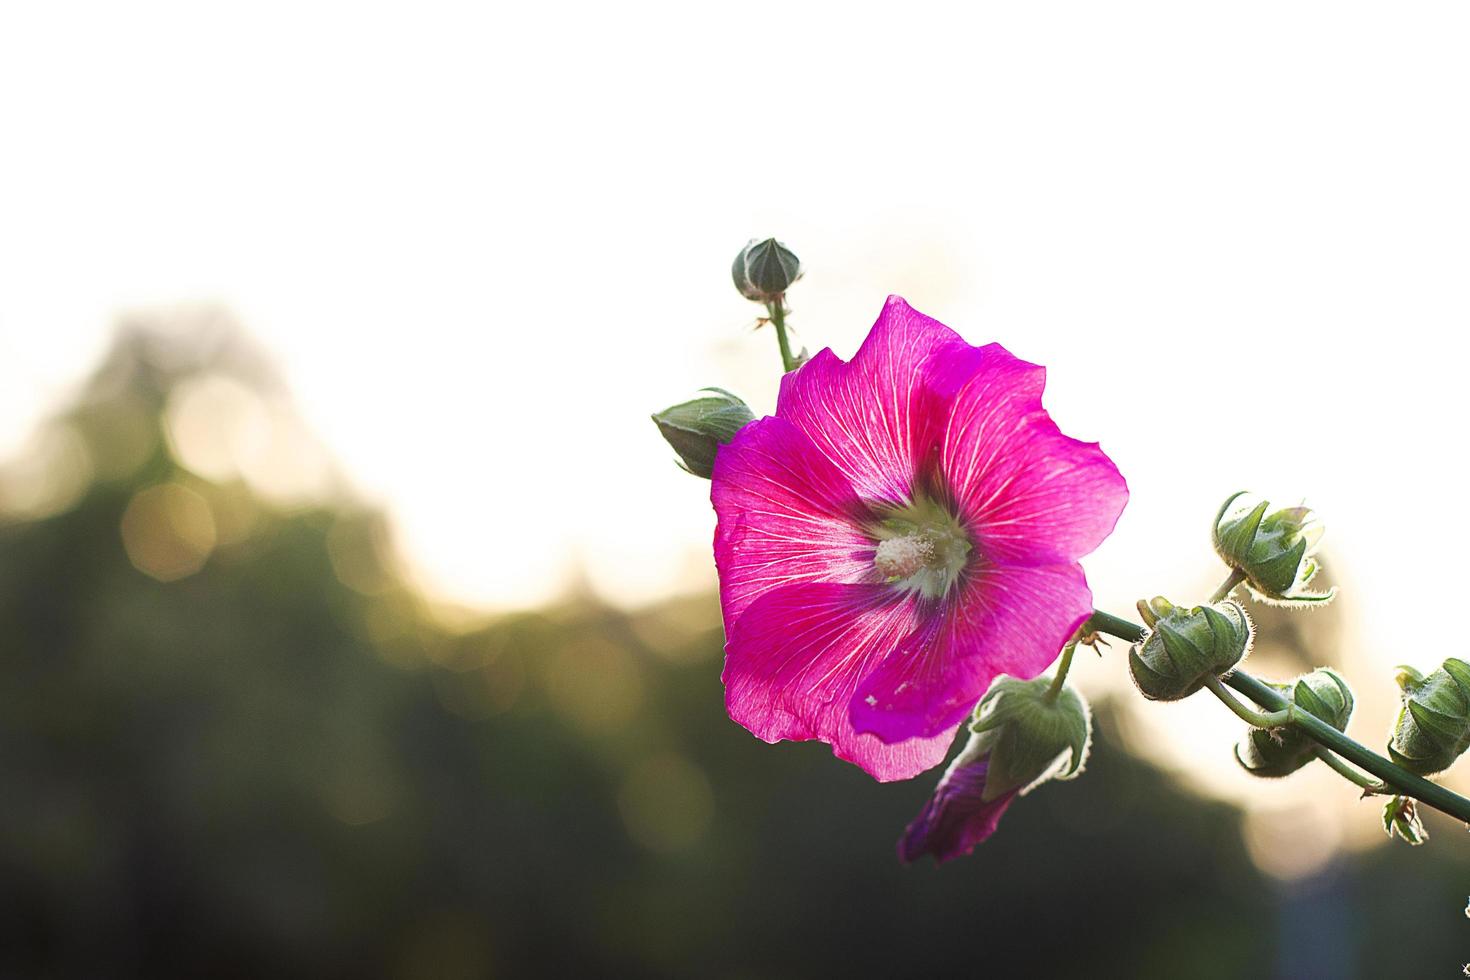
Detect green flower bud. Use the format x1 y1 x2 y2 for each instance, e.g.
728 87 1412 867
732 238 802 304
970 674 1092 800
1212 492 1335 606
651 387 754 479
1382 794 1427 846
1235 667 1354 777
1387 658 1470 776
1128 597 1253 701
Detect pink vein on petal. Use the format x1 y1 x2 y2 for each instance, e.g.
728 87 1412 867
940 346 1129 566
775 296 983 506
723 581 956 782
711 416 874 627
850 563 1095 743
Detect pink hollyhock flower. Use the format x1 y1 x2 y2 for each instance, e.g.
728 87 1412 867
897 733 1014 863
710 296 1127 781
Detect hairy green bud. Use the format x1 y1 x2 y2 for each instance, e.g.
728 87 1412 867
1128 597 1253 701
970 675 1092 801
1212 491 1334 606
1236 667 1354 778
1387 658 1470 776
651 387 754 479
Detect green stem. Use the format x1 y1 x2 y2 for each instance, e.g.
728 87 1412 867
1314 748 1385 792
1088 608 1470 825
1045 641 1077 703
1203 675 1291 728
766 299 797 373
1223 670 1470 821
1087 610 1144 644
1209 569 1247 603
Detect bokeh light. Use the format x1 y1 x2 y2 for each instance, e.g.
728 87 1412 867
120 482 218 582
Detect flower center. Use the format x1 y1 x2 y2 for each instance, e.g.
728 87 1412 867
874 534 934 579
870 496 972 600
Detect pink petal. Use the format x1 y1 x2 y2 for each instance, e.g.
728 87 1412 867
775 296 984 506
850 564 1094 743
898 739 1017 864
722 581 956 782
940 345 1128 565
711 416 875 627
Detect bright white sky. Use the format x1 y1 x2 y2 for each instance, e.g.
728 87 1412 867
3 3 1470 857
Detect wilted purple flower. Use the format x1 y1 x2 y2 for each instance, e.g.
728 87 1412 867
710 297 1127 781
898 732 1016 863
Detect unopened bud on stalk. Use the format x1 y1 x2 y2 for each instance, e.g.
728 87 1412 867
1128 596 1253 701
1387 658 1470 776
969 675 1093 799
1212 492 1334 606
732 238 802 304
651 388 754 479
898 674 1092 863
1236 667 1354 778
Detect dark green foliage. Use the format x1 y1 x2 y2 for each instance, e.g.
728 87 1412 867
1 328 1467 978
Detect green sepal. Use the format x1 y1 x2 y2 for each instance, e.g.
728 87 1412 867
1441 658 1470 695
1251 534 1307 596
1407 700 1465 744
1213 493 1267 563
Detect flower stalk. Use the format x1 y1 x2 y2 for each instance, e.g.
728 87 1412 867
1044 640 1078 703
1087 610 1470 825
765 299 797 373
1314 748 1384 792
1208 569 1246 603
1202 675 1290 729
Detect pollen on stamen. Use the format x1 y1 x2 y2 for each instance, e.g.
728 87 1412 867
874 534 933 580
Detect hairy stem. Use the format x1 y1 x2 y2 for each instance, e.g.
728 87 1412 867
1203 675 1291 728
766 299 797 373
1088 609 1470 825
1086 610 1144 644
1314 748 1385 792
1209 569 1247 603
1045 641 1077 703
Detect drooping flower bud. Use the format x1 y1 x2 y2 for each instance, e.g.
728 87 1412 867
899 674 1091 864
1128 597 1253 701
651 388 755 479
1236 667 1354 777
1212 492 1335 606
1387 658 1470 776
732 238 802 304
1382 794 1427 846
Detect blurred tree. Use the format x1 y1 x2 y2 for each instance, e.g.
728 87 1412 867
0 315 1464 979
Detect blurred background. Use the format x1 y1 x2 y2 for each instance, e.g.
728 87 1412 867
3 2 1470 977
